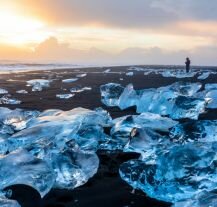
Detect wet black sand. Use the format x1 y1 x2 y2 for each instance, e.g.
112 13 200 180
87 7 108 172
1 66 217 207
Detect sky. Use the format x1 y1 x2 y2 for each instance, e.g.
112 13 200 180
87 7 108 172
0 0 217 65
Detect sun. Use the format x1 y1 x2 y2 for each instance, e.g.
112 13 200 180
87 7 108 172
0 9 49 46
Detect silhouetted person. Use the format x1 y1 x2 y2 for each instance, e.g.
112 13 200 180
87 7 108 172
185 57 191 73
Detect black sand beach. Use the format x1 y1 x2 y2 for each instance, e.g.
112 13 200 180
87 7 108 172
1 66 217 207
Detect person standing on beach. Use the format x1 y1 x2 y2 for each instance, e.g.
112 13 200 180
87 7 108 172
185 57 191 73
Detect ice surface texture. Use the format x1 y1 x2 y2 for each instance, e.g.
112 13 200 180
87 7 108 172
26 79 51 91
0 149 55 197
100 82 207 119
0 107 111 203
120 142 217 203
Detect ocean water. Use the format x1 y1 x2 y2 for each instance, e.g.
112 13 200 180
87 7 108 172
0 63 216 73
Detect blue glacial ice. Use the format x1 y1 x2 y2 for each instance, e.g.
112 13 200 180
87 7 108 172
70 87 92 93
196 84 217 109
126 72 134 76
170 120 217 143
0 149 55 197
76 73 87 78
0 95 21 105
111 112 177 138
161 70 197 78
0 196 21 207
100 83 124 106
0 89 8 95
7 107 111 153
99 113 177 152
16 90 28 94
26 79 52 91
0 107 110 201
56 94 74 99
197 72 210 80
119 142 217 203
101 82 206 119
62 78 78 83
47 147 99 189
172 191 217 207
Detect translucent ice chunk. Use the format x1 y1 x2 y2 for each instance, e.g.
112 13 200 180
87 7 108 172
103 69 111 73
49 148 99 189
62 78 78 83
100 83 124 106
0 89 8 95
123 128 170 162
172 191 217 207
56 94 74 99
120 142 217 203
0 197 21 207
126 72 134 76
70 87 92 93
170 120 217 143
161 70 197 78
0 149 55 197
76 73 87 78
197 72 210 80
16 90 28 94
112 112 177 139
0 95 21 105
102 82 204 119
8 108 111 152
26 79 51 91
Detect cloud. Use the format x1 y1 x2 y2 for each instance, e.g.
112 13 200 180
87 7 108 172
17 0 177 28
15 0 217 30
152 0 217 21
1 37 217 66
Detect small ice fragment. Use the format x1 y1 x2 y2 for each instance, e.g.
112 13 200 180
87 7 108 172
70 87 92 93
62 78 78 83
26 79 51 91
197 72 210 80
56 94 74 99
16 90 28 94
126 72 134 76
161 70 197 78
103 69 111 73
0 89 8 95
0 149 55 197
0 95 21 105
76 73 87 78
0 197 21 207
100 83 124 106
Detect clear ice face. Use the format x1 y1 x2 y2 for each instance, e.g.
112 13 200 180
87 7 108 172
0 95 21 105
76 73 87 78
26 79 51 91
7 107 111 153
16 90 28 94
0 197 21 207
100 83 124 106
101 82 205 119
197 72 210 80
126 72 134 76
161 70 197 78
62 78 78 83
120 142 217 203
56 94 74 99
172 191 217 207
0 149 55 197
0 107 109 201
49 148 99 189
170 120 217 143
0 89 8 95
196 84 217 109
70 87 92 93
